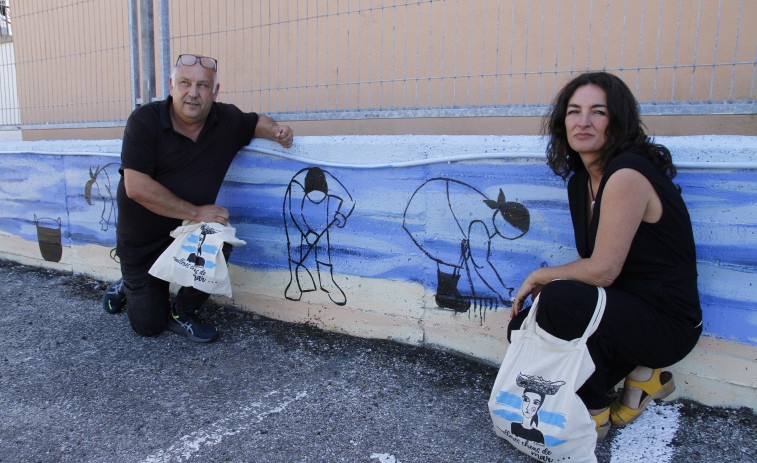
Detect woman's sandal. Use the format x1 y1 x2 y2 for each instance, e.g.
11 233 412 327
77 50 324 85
610 369 675 427
591 407 611 442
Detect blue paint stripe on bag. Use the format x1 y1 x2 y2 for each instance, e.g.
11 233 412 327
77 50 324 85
544 435 567 446
493 391 521 408
491 409 520 423
539 410 567 428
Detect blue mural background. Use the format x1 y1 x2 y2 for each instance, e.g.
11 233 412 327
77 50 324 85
0 153 66 241
0 149 755 345
218 153 562 307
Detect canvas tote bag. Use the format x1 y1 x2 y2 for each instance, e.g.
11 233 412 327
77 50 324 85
488 286 607 463
149 221 245 297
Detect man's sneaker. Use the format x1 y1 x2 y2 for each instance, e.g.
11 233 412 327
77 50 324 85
102 279 126 314
167 310 218 343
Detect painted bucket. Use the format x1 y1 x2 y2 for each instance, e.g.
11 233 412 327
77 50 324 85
35 215 62 262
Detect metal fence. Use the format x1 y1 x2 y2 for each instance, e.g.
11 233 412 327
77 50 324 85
1 0 756 130
0 0 15 127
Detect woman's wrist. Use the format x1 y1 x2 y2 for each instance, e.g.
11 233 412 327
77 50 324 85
530 266 551 287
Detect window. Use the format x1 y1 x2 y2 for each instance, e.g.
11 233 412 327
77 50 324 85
0 0 11 43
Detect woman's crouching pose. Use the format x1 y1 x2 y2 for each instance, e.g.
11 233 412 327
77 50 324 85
509 72 702 441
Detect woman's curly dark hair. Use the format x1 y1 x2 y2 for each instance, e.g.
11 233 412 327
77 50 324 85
544 72 677 181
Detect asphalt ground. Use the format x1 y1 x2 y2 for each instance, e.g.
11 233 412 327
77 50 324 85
0 259 755 463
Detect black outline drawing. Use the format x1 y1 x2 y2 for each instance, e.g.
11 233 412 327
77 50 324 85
34 214 62 262
283 167 355 306
84 162 119 262
403 178 529 312
84 163 119 232
187 223 218 268
511 373 566 445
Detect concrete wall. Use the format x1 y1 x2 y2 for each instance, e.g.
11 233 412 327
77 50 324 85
0 135 755 410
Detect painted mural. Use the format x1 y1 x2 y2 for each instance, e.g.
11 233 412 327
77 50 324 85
283 167 355 306
84 162 120 263
0 153 121 264
34 214 62 262
403 178 530 312
219 152 551 323
84 163 119 232
0 138 755 349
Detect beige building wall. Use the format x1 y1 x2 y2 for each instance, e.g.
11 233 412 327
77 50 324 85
7 0 757 139
11 0 132 127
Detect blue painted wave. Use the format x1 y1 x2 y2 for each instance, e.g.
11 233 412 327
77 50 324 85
0 150 754 345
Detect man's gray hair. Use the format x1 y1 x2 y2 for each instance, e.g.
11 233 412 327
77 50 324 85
170 61 218 89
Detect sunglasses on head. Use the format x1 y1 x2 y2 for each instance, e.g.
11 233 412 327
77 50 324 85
175 54 217 71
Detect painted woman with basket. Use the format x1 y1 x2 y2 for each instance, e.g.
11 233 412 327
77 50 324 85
508 72 702 445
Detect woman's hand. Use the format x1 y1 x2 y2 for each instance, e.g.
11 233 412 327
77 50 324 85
511 269 546 318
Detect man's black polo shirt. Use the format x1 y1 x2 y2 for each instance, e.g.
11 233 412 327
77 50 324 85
116 96 259 266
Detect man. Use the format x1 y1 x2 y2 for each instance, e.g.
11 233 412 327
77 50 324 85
102 53 293 342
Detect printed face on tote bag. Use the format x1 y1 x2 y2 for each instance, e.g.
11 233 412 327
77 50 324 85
510 373 565 445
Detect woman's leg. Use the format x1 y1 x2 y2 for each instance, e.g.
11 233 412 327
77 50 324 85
531 281 628 409
509 280 697 409
620 366 655 408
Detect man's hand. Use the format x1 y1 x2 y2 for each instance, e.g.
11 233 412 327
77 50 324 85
194 204 230 225
256 114 294 148
273 124 293 148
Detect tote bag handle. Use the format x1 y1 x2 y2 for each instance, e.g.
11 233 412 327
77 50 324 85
581 286 606 342
521 284 607 342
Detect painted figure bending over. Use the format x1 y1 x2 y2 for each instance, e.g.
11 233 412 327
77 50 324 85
508 72 702 442
284 167 355 305
104 53 293 342
403 178 529 312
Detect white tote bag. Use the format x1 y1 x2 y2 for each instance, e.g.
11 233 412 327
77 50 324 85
149 221 245 297
488 286 606 463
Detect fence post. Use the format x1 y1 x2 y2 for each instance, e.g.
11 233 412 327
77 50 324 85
139 0 156 105
157 0 170 100
128 0 140 109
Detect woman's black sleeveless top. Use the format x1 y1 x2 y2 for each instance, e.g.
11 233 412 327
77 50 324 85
567 152 701 325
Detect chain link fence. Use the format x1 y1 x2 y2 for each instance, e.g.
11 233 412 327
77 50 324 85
1 0 755 130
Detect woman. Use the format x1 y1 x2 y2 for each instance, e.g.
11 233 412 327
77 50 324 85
509 72 702 441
